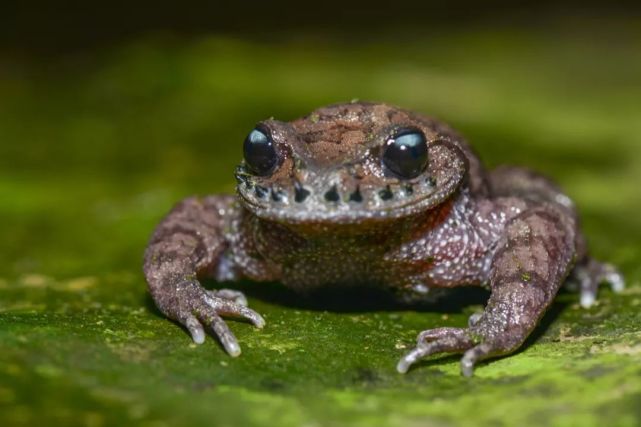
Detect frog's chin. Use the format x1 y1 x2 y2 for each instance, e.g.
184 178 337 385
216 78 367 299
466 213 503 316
235 139 468 225
238 186 456 226
237 177 464 225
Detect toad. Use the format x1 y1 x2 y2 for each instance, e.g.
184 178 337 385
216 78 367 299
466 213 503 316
143 102 624 376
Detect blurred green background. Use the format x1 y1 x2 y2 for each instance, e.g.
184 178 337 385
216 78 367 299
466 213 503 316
1 2 640 426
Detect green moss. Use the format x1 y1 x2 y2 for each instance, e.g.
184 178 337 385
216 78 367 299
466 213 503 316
1 23 641 427
309 113 320 124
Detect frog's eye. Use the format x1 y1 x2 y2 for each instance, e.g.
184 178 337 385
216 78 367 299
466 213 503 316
243 127 278 175
382 128 428 179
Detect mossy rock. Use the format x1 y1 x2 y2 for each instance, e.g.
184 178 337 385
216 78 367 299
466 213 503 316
1 24 640 427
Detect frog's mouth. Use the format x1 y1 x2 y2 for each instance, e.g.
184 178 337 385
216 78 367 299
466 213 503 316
235 140 467 225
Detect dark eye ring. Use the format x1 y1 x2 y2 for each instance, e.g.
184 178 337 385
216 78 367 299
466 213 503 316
243 126 279 176
382 128 428 179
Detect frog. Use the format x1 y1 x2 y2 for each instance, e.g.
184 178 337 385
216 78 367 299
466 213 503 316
143 102 624 376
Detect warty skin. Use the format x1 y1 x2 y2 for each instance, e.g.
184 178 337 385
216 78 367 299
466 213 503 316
143 102 624 376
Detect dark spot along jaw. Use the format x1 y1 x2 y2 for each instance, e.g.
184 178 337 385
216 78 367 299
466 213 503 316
349 186 363 203
324 185 340 202
379 185 394 200
235 172 253 190
254 185 269 199
294 182 311 203
271 189 286 202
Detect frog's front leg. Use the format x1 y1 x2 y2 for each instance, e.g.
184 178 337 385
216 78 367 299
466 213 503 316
398 205 577 376
143 196 264 356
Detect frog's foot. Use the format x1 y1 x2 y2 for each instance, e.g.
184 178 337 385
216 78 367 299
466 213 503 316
172 280 265 356
397 324 526 377
397 327 476 375
571 259 625 308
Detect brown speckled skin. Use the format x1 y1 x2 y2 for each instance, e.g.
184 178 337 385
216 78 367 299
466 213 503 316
143 102 623 376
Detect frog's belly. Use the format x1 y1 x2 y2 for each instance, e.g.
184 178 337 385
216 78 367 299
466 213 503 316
278 251 394 292
280 263 366 292
277 246 492 294
277 252 440 294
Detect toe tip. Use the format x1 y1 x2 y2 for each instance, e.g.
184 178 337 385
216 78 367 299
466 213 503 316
191 331 206 345
396 360 410 374
226 342 242 357
460 361 474 377
254 316 266 329
609 275 625 293
580 293 596 308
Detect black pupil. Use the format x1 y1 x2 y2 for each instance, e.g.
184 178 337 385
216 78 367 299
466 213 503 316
243 128 277 175
382 129 428 179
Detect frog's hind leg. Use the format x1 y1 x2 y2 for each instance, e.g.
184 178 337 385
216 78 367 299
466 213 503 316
570 258 625 308
489 166 624 307
488 165 578 216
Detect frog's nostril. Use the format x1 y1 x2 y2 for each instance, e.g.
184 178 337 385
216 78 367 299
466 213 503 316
379 185 394 201
324 185 340 202
404 184 414 195
349 186 363 203
294 182 311 203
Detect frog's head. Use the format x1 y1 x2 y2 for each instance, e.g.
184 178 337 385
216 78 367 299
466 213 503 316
235 102 468 225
